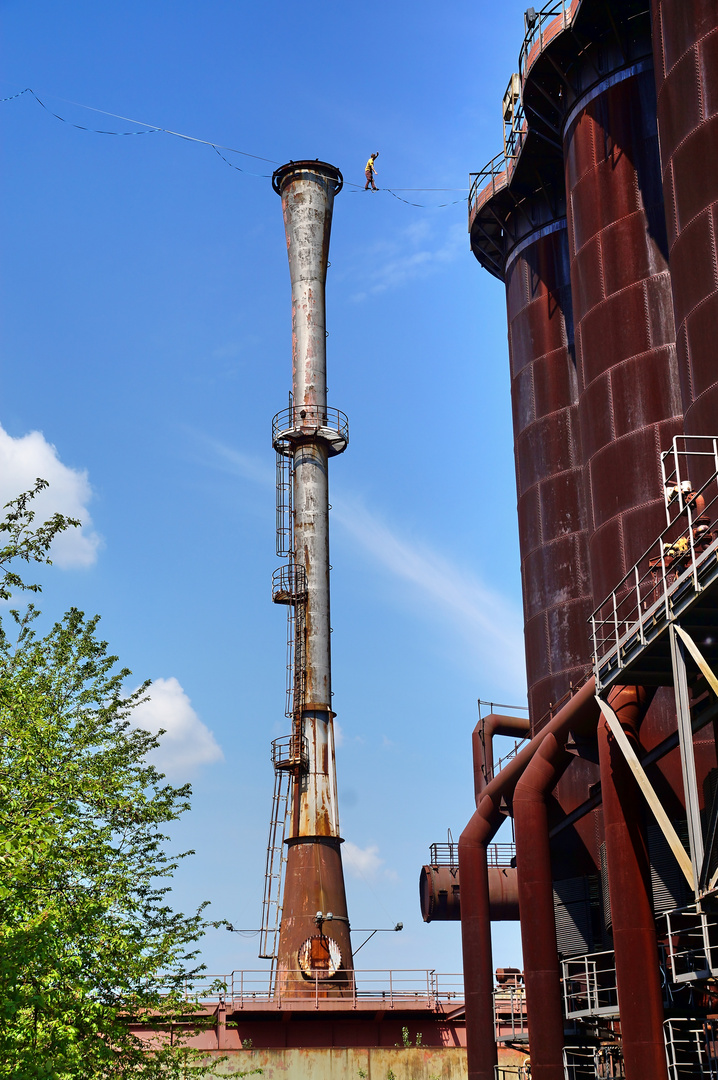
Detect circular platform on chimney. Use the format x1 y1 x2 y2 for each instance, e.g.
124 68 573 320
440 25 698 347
272 160 343 196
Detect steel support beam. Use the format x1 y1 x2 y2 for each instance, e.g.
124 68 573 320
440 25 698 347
670 623 705 893
596 695 694 889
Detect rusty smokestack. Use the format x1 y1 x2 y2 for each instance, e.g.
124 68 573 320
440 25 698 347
269 160 353 995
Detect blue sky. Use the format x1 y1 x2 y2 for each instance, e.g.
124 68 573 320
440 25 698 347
1 0 533 977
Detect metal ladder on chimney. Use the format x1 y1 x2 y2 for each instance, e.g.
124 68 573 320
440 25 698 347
258 763 290 960
259 397 308 962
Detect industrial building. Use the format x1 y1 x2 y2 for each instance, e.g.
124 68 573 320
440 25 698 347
456 0 718 1078
138 4 718 1077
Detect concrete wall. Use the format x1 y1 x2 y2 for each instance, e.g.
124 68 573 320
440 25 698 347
198 1046 472 1078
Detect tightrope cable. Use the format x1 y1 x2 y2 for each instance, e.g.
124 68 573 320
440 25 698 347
2 85 469 207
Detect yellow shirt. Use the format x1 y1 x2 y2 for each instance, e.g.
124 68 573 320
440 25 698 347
365 157 377 173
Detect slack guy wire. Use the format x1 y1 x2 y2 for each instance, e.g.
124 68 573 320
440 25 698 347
1 86 469 209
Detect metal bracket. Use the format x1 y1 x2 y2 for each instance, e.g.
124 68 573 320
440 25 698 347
596 695 694 890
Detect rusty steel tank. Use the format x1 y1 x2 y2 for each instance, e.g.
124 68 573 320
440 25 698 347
470 178 593 735
562 41 682 606
560 19 681 1080
419 863 519 923
650 0 718 479
271 160 353 995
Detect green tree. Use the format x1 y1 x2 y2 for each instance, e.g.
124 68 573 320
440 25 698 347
0 478 81 602
0 485 255 1077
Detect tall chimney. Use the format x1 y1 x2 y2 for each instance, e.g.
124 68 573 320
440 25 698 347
270 160 353 995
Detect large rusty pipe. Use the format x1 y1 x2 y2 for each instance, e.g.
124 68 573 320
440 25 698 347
598 685 668 1080
473 713 531 801
513 733 573 1080
459 677 597 1080
513 683 604 1080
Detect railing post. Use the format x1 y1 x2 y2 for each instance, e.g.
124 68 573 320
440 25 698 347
660 547 671 619
635 565 645 643
674 438 684 514
612 591 620 665
686 501 701 592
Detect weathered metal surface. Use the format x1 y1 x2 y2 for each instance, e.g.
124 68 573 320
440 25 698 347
272 161 352 987
506 223 594 732
464 6 718 1080
276 838 353 998
651 0 718 487
192 1047 472 1078
472 712 530 799
514 731 573 1080
561 45 691 894
563 65 682 605
597 686 669 1080
419 864 519 923
459 679 597 1080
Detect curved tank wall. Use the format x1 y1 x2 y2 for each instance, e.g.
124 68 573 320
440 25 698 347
563 64 683 607
651 0 718 471
505 221 593 731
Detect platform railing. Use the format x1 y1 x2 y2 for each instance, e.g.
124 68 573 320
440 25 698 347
270 733 308 772
590 438 718 687
182 969 463 1010
664 1018 718 1080
469 0 582 227
429 841 515 868
489 737 530 780
494 983 528 1042
664 893 718 983
518 1 579 83
272 405 349 456
561 951 618 1018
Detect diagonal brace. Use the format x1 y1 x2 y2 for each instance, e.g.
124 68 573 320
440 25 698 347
673 623 718 698
596 695 694 890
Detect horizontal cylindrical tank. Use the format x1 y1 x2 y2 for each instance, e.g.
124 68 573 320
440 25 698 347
651 0 718 477
419 864 519 922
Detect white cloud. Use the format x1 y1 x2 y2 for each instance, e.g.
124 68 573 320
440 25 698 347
351 221 466 300
331 495 526 688
131 676 224 778
342 840 384 880
0 424 100 568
